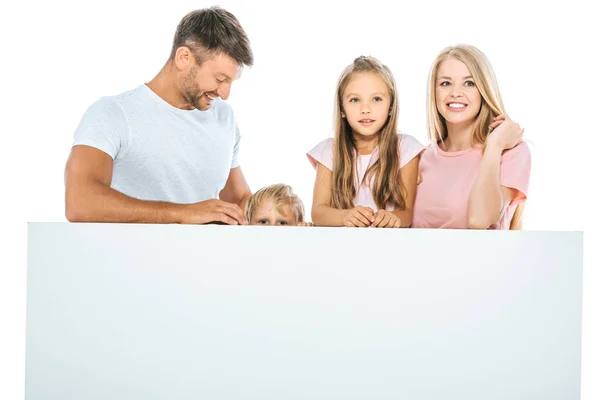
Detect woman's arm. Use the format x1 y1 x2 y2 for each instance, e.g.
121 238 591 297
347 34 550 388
467 115 523 229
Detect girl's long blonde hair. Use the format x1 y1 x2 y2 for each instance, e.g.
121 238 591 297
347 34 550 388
426 45 523 229
331 56 406 211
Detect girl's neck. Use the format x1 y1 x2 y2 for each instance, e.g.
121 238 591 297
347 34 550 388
353 132 379 155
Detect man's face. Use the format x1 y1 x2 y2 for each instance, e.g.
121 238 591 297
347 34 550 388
182 53 241 111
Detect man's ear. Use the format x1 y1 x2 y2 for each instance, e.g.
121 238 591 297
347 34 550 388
174 46 194 71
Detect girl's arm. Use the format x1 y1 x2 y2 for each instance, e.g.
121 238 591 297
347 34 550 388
467 115 523 229
372 156 420 228
311 163 374 227
392 156 420 227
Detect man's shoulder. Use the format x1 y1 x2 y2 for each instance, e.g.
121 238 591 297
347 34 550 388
88 86 142 113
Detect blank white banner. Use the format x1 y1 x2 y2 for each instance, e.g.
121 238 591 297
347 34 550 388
26 223 583 399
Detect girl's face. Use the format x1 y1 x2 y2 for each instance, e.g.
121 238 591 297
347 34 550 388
435 58 482 127
341 72 391 140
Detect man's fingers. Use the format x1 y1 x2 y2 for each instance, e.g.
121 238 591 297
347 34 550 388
216 202 246 225
217 212 238 225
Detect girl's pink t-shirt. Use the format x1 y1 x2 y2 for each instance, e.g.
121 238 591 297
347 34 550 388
307 133 425 211
412 141 531 229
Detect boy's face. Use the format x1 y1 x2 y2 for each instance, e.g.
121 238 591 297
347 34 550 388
250 199 298 226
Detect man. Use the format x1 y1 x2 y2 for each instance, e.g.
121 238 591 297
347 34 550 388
65 7 253 225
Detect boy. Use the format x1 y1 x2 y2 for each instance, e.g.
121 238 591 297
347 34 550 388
245 184 312 226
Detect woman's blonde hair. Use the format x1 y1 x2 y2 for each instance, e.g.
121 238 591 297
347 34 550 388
245 184 305 223
331 56 406 211
426 44 523 229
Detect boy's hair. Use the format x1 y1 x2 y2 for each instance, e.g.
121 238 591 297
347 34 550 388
331 56 406 211
245 184 306 223
170 6 254 67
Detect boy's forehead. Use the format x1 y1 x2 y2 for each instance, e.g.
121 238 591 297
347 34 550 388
277 204 295 217
255 198 275 211
255 199 295 217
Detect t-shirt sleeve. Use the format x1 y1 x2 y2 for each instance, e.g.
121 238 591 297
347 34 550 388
72 97 128 160
398 133 426 168
231 123 241 169
500 141 532 205
307 138 334 171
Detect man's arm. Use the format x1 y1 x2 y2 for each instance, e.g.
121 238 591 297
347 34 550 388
219 166 252 212
65 145 246 224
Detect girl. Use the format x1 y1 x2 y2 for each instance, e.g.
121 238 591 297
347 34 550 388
307 56 424 227
413 45 531 229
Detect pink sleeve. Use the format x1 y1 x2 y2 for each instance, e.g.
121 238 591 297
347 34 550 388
500 142 532 206
398 133 426 168
307 138 334 171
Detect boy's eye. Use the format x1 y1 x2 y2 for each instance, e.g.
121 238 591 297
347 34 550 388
278 220 288 225
258 219 268 225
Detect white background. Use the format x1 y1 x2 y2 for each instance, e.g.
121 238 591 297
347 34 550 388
1 0 598 398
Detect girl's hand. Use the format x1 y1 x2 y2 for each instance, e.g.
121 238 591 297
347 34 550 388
372 209 402 228
488 114 524 151
343 206 375 227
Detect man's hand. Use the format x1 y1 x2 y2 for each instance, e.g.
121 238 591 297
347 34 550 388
178 199 247 225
